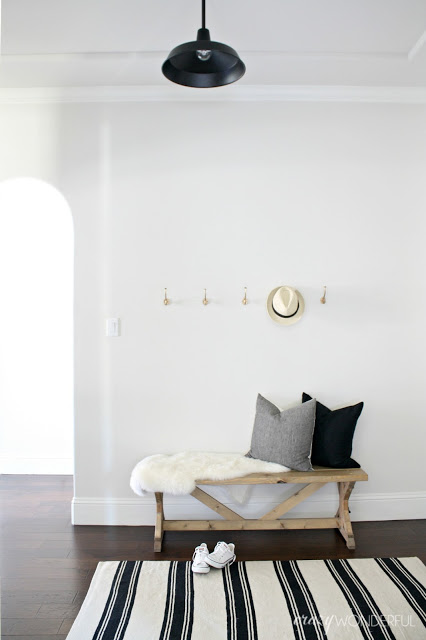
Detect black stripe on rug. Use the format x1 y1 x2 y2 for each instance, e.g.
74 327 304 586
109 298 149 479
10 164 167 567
92 561 143 640
92 562 126 640
375 558 426 626
223 562 236 640
159 562 194 640
222 562 258 640
273 561 326 640
290 561 327 640
326 559 396 640
239 563 258 640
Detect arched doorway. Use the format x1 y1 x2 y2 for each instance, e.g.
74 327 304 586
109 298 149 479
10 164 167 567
0 178 73 474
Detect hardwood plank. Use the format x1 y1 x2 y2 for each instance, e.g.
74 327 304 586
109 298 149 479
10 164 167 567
2 578 93 591
64 538 141 551
36 603 82 618
12 558 98 570
2 590 78 605
59 618 75 634
2 618 63 635
2 636 67 640
1 603 41 618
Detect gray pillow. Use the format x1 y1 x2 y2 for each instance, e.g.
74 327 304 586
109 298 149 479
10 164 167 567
246 394 316 471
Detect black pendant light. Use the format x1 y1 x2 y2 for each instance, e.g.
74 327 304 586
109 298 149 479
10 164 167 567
162 0 245 88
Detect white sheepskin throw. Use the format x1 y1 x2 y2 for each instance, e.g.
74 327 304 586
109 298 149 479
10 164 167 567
130 451 289 496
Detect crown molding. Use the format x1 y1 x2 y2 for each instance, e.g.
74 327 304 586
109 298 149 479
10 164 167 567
1 85 426 105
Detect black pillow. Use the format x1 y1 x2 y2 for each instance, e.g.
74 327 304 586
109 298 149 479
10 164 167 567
302 393 363 468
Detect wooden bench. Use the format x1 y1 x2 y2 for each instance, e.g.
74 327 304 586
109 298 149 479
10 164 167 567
153 467 368 552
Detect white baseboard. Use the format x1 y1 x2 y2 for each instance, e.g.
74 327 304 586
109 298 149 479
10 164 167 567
0 457 74 475
71 490 426 526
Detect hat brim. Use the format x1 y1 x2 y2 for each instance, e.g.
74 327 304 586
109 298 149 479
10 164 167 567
267 287 305 325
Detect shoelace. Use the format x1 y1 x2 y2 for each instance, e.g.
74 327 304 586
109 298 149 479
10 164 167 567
214 542 236 566
214 542 235 557
192 545 207 561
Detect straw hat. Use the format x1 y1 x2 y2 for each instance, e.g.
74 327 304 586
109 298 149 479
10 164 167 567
267 286 305 325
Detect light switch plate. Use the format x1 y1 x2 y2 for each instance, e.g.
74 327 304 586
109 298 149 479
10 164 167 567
106 318 120 337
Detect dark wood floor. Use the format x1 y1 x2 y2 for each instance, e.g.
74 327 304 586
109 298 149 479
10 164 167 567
0 475 425 639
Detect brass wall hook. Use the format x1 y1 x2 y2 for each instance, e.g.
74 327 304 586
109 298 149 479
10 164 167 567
320 286 327 304
203 288 208 305
242 287 248 305
163 288 170 305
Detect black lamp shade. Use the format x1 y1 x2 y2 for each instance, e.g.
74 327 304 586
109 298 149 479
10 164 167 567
162 29 245 88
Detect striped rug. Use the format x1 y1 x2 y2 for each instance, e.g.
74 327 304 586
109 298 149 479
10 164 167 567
66 557 426 639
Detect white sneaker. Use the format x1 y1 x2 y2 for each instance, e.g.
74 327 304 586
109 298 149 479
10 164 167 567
191 543 210 573
205 541 236 569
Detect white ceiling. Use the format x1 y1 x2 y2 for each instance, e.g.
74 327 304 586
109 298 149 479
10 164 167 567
1 0 426 87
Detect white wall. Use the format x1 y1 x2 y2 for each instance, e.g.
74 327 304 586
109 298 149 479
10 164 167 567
0 99 425 522
0 177 74 474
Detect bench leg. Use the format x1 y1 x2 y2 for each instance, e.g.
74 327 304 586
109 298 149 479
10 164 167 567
154 492 164 552
336 481 356 549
